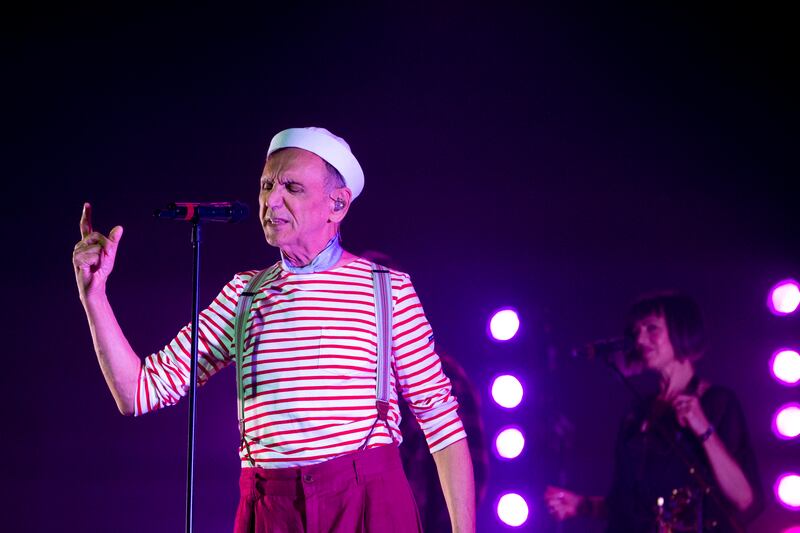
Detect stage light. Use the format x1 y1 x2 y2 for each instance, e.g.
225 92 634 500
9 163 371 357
782 527 800 533
489 308 520 341
771 349 800 386
773 404 800 440
495 427 525 459
775 473 800 510
768 279 800 316
496 492 529 527
491 374 524 409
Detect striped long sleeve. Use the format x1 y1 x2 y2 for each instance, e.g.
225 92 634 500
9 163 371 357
134 258 466 467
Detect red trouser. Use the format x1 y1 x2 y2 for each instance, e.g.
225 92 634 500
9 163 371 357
233 444 423 533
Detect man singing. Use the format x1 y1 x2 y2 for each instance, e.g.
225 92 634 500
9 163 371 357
73 127 476 532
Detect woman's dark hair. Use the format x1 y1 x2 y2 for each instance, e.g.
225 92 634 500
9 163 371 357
624 291 707 362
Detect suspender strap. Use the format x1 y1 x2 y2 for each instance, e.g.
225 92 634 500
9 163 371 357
235 263 394 458
234 269 272 438
371 265 393 421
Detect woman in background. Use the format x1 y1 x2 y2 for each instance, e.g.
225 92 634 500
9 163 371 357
545 292 762 532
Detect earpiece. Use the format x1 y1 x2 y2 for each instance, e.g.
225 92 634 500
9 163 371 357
333 199 345 211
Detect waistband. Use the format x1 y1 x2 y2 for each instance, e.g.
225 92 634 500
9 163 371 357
241 444 403 484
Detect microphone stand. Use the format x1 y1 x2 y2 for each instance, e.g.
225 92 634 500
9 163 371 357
185 220 202 533
603 358 743 533
154 201 247 533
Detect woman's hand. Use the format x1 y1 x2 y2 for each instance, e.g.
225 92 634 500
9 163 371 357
544 485 583 521
672 394 711 436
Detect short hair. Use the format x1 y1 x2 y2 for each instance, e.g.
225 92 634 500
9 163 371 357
323 160 346 193
624 291 707 362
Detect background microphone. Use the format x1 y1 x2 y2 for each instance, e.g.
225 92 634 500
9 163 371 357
571 337 634 361
154 201 249 223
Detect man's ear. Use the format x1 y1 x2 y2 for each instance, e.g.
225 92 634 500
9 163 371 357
329 187 352 222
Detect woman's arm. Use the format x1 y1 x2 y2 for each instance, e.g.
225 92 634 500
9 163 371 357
673 394 754 511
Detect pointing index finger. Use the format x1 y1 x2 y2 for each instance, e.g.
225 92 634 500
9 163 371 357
80 202 93 239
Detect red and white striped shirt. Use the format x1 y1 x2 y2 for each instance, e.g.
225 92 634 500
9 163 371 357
135 257 466 468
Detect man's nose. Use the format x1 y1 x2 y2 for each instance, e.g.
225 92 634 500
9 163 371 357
266 187 284 209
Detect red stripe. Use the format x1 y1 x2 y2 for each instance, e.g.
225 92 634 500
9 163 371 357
395 345 437 370
157 353 179 392
395 341 434 365
400 358 440 381
245 325 377 346
244 393 374 410
394 328 431 351
247 414 369 433
203 308 234 343
135 367 143 415
249 363 375 376
243 404 373 422
417 403 459 423
395 291 418 307
404 380 449 399
244 382 373 399
428 427 466 450
392 311 426 332
248 434 379 457
247 314 378 331
165 345 189 386
259 305 376 319
244 439 391 465
143 367 152 412
265 423 375 448
277 278 373 289
248 344 375 359
241 371 373 386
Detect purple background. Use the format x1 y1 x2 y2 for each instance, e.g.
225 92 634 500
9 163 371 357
5 4 798 532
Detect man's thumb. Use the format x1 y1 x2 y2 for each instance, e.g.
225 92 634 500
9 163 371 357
109 225 124 243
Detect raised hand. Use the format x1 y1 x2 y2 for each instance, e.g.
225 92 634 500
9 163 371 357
73 203 124 299
544 485 583 520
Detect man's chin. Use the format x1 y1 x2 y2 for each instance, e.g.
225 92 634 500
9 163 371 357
263 231 282 248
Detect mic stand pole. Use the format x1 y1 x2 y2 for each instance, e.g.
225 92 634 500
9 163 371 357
185 220 202 533
602 359 743 533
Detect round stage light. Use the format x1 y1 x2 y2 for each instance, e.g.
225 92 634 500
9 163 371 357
768 279 800 316
771 349 800 386
773 404 800 440
775 473 800 510
495 427 525 459
496 492 529 527
489 308 520 341
491 374 524 409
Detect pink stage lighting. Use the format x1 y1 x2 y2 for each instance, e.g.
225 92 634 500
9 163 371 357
771 349 800 386
775 473 800 510
496 493 529 527
768 279 800 316
783 527 800 533
491 374 524 409
489 308 520 341
773 404 800 440
495 427 525 459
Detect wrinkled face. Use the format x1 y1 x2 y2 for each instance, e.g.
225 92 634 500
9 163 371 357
259 148 333 251
632 314 676 370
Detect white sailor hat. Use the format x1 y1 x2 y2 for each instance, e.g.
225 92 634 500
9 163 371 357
267 127 365 200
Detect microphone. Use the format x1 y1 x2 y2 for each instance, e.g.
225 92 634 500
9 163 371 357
571 337 634 361
154 201 249 223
